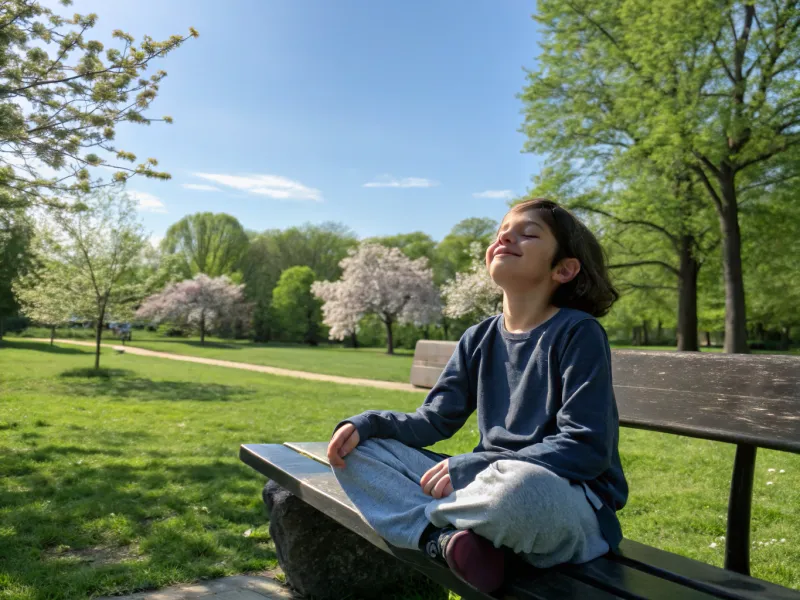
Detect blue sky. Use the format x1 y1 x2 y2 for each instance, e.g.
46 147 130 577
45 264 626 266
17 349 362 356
66 0 543 242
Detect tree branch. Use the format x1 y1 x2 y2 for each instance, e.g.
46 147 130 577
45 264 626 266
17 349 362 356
609 260 680 276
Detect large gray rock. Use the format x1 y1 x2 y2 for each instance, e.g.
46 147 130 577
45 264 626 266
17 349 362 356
263 480 444 599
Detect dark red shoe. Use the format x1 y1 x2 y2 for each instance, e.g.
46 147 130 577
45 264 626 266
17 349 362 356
443 529 506 594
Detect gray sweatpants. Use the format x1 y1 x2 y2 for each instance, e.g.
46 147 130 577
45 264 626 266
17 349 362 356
334 438 609 568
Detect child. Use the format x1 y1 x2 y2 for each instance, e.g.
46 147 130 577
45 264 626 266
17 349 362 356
327 199 628 593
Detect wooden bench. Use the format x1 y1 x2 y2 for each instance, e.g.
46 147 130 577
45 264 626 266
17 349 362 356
241 341 800 599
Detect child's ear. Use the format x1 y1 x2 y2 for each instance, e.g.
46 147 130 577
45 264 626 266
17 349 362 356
553 258 581 284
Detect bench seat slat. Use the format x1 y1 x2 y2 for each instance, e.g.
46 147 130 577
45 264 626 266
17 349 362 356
615 540 800 600
240 444 628 600
277 441 800 600
240 443 740 600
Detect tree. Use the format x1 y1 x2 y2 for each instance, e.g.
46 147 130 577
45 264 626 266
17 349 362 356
313 243 441 354
271 266 324 345
528 164 719 350
0 1 197 211
741 191 800 349
365 232 437 262
13 261 74 345
521 0 800 353
136 274 248 345
441 242 502 321
242 222 358 341
435 217 498 284
162 213 249 278
32 191 145 367
0 209 33 338
311 279 363 348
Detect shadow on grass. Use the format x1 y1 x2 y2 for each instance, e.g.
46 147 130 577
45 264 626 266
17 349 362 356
0 339 89 355
58 369 255 402
0 447 277 599
61 367 134 379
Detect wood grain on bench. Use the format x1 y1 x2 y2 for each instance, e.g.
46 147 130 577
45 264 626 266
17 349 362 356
241 442 800 600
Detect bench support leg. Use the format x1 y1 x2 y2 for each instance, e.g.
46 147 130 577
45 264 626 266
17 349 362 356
725 443 756 576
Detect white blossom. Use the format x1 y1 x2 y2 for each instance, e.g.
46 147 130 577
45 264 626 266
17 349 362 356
441 242 502 319
312 243 440 353
136 274 249 344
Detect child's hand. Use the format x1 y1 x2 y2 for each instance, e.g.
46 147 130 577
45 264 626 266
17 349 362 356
420 459 454 499
327 423 360 469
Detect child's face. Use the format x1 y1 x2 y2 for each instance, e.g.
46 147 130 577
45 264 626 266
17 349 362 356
485 210 559 291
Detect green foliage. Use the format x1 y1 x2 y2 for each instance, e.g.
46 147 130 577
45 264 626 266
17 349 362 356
242 223 357 341
162 212 249 278
17 191 146 367
520 0 800 352
0 209 32 334
365 231 437 262
271 266 324 345
0 1 196 210
435 217 497 284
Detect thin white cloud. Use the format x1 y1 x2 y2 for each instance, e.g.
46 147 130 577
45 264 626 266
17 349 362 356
363 175 438 188
473 189 514 199
149 234 164 248
193 173 322 201
129 190 167 214
182 183 221 192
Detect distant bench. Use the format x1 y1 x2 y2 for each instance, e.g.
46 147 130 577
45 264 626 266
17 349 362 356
241 340 800 599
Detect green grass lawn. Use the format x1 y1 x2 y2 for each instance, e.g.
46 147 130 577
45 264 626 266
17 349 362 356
11 328 798 387
1 340 798 599
13 327 416 383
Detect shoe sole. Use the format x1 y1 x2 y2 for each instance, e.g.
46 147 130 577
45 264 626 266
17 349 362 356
444 529 506 593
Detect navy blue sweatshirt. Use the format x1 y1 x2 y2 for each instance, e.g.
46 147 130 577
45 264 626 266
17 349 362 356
343 308 628 549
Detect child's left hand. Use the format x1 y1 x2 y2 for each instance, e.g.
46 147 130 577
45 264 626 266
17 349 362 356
420 459 454 499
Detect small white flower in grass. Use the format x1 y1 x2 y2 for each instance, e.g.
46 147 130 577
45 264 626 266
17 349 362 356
709 542 717 549
772 539 777 542
781 539 786 543
779 469 785 473
243 529 253 538
767 481 774 485
768 468 776 472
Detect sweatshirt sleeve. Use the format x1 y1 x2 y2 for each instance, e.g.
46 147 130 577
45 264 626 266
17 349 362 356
335 336 476 448
448 319 616 489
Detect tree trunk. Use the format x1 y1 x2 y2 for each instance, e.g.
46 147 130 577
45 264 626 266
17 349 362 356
717 170 749 353
779 325 790 352
676 235 700 351
200 312 206 346
95 308 106 370
755 322 765 342
50 325 55 346
705 331 712 347
442 317 449 340
384 317 395 355
656 320 663 344
350 331 359 349
0 316 4 341
642 321 650 346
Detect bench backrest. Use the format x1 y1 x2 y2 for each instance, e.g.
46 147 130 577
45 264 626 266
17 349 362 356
411 340 800 454
411 339 800 575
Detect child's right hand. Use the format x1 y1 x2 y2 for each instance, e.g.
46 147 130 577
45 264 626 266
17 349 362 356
327 423 360 469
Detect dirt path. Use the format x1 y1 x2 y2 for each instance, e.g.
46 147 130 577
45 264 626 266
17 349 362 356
29 338 423 393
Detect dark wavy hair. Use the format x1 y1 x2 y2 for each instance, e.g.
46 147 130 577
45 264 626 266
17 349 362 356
508 198 618 318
